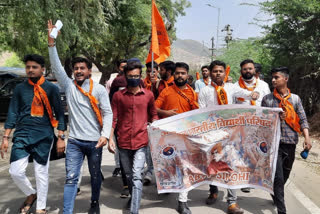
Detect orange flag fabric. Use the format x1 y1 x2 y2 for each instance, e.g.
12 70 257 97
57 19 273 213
146 0 171 64
223 65 230 82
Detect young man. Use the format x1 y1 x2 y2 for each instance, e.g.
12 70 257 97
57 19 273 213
261 67 312 214
233 59 270 106
144 61 160 91
194 65 211 94
106 59 127 94
47 20 113 214
143 61 160 186
188 75 195 90
108 60 158 214
155 62 198 214
154 60 176 99
0 54 66 214
198 60 244 214
108 59 127 178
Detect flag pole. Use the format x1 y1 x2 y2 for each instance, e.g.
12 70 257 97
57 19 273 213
151 51 154 76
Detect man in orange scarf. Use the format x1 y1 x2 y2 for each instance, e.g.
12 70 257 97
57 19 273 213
262 67 311 214
154 60 175 99
155 62 198 214
234 59 270 106
0 54 66 214
47 20 113 214
144 61 160 91
198 60 244 214
194 65 211 94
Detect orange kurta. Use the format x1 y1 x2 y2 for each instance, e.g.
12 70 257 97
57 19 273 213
155 84 198 118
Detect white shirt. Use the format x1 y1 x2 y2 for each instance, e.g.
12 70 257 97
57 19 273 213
233 78 271 106
198 83 251 108
195 78 211 93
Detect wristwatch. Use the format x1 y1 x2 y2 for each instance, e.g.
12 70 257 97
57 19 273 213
58 134 66 140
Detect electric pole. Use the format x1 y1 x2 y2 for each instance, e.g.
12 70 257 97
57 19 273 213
222 24 233 49
209 36 215 61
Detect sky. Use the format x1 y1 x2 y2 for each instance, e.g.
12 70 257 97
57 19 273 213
176 0 272 48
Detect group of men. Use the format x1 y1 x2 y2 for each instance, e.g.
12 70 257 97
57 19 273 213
0 19 312 214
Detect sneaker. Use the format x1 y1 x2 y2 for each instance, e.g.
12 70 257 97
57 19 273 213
241 188 251 193
88 200 100 214
112 168 121 177
227 203 244 214
177 201 192 214
77 188 82 196
120 186 130 198
206 192 218 205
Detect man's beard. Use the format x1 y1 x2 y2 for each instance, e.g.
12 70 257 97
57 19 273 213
242 72 254 80
174 78 188 86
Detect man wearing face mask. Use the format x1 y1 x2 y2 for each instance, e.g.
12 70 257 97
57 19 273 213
47 20 113 214
233 59 270 107
108 60 158 214
155 62 198 214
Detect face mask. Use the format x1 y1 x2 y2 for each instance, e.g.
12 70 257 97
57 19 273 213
126 78 140 87
174 79 188 87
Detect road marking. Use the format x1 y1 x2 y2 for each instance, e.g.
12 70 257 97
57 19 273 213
287 179 320 214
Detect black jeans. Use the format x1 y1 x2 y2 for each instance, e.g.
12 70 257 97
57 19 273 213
273 143 296 214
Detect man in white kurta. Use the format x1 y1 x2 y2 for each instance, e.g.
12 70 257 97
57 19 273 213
198 60 244 214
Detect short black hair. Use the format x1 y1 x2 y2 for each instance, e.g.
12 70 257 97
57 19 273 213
271 67 289 78
254 63 262 73
175 62 189 73
117 59 127 68
159 61 176 75
146 61 158 70
188 75 194 81
240 59 254 68
124 61 142 75
23 54 45 67
201 65 209 71
72 57 92 69
209 60 226 71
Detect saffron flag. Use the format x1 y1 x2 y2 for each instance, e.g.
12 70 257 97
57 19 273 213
146 0 171 64
147 105 281 194
224 65 231 82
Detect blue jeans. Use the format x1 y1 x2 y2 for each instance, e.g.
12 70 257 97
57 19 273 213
119 147 146 214
145 144 154 176
209 185 237 205
63 138 103 214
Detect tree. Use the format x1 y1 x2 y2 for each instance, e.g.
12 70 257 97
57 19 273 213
257 0 320 115
0 0 190 84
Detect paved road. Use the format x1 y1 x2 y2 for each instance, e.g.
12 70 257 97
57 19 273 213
0 146 315 214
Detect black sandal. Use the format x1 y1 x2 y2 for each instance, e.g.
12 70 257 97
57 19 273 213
19 194 37 214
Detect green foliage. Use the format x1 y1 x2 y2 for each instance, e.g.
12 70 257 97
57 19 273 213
257 0 320 115
0 0 190 83
4 53 24 67
216 38 273 82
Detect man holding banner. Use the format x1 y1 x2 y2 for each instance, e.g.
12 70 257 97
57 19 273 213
262 67 311 214
198 60 244 214
155 62 198 214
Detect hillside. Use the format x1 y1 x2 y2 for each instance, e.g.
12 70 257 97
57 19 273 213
170 39 212 69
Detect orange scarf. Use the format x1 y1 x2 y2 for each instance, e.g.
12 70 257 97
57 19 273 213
164 76 174 88
211 82 228 105
172 84 199 110
74 79 103 127
238 76 258 105
203 78 210 86
144 77 152 90
273 89 301 133
29 76 58 127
